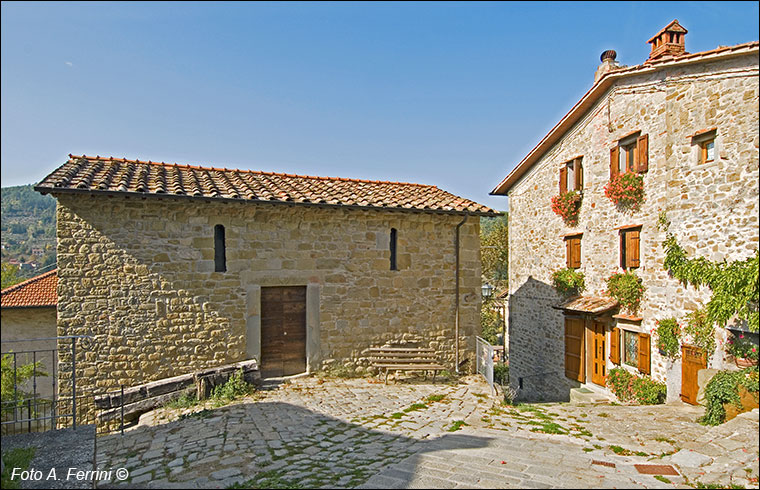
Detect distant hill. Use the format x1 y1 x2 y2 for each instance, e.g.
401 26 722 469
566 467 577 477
1 184 57 278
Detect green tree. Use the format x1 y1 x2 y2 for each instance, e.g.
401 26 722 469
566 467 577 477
1 263 22 289
480 213 508 290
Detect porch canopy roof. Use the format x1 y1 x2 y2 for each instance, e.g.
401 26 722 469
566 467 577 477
553 295 619 315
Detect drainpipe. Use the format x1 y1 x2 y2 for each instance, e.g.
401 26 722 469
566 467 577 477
454 213 469 374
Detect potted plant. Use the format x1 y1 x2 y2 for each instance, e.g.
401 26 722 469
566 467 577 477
606 270 644 314
550 190 582 226
726 333 759 368
551 268 586 297
604 172 644 212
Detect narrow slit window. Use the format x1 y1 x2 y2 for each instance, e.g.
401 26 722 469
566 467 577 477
390 228 398 271
214 224 226 272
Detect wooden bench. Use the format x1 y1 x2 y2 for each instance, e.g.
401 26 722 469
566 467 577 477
366 346 446 384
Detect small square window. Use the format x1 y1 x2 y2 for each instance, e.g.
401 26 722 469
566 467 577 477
700 139 715 164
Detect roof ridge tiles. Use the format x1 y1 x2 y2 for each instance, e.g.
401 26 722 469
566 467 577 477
66 154 436 188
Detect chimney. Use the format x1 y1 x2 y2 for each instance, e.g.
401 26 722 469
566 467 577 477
647 19 688 62
594 49 620 83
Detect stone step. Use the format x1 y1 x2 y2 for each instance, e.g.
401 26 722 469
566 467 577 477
570 387 614 405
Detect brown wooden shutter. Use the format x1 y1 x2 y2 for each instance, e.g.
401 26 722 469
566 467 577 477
619 231 625 269
559 165 568 194
566 239 572 269
571 238 581 268
610 147 619 179
565 318 585 382
575 157 583 190
609 328 620 365
625 230 640 268
638 332 651 375
636 134 649 173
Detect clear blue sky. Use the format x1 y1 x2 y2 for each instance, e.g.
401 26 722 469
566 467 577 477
2 1 758 211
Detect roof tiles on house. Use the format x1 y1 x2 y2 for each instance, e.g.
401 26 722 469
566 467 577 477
1 269 57 308
36 155 499 216
554 295 619 314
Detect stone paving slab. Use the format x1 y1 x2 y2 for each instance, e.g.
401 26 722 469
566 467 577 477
89 375 759 489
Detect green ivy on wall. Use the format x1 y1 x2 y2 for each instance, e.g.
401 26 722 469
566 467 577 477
658 212 759 333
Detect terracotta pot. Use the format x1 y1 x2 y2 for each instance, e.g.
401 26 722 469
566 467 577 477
735 357 758 368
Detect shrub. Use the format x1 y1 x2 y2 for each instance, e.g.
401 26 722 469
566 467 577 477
726 332 759 361
604 172 644 211
550 191 582 226
493 362 509 386
607 367 666 405
211 369 253 403
552 268 586 297
606 270 644 313
699 366 759 426
655 318 682 360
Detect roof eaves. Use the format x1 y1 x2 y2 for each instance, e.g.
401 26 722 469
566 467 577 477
35 185 502 217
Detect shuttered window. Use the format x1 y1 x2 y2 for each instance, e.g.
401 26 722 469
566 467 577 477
609 327 620 365
638 332 651 375
636 134 649 172
559 166 568 194
610 133 649 179
620 228 641 269
574 158 583 190
565 235 581 269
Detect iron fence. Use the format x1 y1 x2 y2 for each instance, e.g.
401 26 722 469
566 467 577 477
1 335 97 435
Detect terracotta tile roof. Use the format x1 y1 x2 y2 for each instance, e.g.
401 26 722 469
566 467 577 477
36 155 499 216
555 295 619 314
1 269 57 308
491 40 759 196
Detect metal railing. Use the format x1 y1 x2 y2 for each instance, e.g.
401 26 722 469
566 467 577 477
1 335 92 435
475 336 495 393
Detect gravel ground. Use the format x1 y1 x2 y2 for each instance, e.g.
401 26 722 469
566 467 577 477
2 425 96 489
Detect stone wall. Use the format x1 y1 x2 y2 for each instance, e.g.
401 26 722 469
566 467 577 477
54 195 482 415
507 53 759 401
1 307 58 400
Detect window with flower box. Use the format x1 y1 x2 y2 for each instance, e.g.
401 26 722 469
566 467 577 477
610 327 651 374
610 132 648 179
559 157 583 193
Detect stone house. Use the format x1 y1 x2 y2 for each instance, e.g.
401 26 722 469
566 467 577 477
491 21 759 402
35 155 496 404
1 269 58 399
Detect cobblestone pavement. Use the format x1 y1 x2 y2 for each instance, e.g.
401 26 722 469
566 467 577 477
95 375 759 489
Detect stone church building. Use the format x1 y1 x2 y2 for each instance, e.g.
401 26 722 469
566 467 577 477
491 21 759 402
36 155 496 397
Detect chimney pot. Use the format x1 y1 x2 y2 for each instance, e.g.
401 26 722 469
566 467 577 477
600 50 617 62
